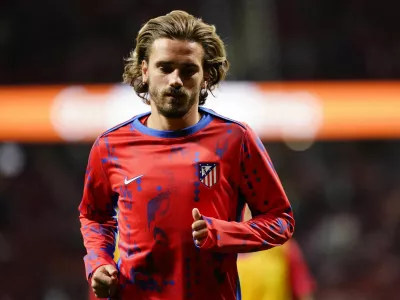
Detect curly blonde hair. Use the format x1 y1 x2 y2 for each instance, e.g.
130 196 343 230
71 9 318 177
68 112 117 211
122 10 230 105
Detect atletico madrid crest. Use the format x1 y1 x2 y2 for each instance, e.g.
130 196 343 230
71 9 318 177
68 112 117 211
198 162 219 188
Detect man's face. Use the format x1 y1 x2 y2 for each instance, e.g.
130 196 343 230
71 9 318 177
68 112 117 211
142 38 205 118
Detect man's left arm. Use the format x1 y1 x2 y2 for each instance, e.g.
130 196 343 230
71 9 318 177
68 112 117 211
195 125 294 252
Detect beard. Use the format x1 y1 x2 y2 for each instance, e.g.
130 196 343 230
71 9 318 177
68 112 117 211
148 82 199 119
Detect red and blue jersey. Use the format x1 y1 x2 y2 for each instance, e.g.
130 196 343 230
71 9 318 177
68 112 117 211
79 107 294 300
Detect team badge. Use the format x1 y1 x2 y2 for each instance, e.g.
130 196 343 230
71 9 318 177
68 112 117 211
198 162 219 188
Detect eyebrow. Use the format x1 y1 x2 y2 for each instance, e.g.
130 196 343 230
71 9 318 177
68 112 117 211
155 61 200 69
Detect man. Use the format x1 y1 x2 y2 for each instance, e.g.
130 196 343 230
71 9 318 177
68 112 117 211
237 206 316 300
79 10 294 300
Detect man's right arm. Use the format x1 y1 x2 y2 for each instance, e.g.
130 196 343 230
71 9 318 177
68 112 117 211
79 138 118 281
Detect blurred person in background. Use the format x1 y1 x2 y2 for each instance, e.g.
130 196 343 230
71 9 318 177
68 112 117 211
79 10 294 300
238 205 316 300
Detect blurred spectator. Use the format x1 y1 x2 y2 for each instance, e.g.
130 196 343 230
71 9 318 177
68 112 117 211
237 205 316 300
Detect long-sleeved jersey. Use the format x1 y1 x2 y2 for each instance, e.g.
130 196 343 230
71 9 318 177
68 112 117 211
79 107 294 300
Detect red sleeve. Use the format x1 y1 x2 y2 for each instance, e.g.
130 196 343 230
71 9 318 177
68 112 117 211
199 125 295 252
287 240 316 298
79 138 118 281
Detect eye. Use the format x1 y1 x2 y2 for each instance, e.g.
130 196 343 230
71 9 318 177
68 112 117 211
181 67 197 77
159 65 173 74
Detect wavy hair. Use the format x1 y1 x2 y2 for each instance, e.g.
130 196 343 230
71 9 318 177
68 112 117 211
122 10 230 105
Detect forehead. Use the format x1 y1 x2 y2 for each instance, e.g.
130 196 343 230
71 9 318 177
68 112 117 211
149 38 204 65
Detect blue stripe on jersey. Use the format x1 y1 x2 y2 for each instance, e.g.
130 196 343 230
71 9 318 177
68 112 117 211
131 109 213 138
99 107 246 139
100 111 151 137
200 107 247 129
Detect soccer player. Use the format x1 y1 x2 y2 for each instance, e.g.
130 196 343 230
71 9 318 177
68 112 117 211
237 206 316 300
79 10 294 300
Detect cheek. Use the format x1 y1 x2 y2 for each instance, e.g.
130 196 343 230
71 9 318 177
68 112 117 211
149 74 166 89
186 77 203 91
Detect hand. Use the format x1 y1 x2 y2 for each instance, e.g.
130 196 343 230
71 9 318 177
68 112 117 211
191 208 208 246
91 264 119 298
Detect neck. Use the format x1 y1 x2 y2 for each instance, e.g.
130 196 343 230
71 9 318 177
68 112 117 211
147 104 201 131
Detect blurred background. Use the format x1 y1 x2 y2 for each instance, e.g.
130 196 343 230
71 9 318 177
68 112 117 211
1 1 400 299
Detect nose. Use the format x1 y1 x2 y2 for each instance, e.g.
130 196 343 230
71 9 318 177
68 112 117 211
168 69 183 89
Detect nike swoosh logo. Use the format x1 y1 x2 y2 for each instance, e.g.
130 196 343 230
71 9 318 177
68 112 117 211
124 175 143 185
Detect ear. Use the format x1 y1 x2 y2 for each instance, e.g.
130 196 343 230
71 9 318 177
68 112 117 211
202 71 209 89
141 60 149 84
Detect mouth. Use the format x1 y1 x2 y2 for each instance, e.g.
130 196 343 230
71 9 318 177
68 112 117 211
165 93 184 98
165 94 186 103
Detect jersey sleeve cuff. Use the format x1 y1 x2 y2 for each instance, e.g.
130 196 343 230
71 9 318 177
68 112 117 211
84 252 116 282
195 215 219 250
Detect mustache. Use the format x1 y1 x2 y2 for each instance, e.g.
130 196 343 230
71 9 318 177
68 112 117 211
162 87 188 97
